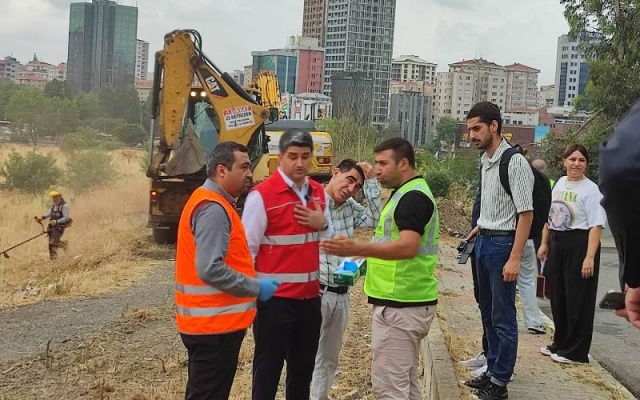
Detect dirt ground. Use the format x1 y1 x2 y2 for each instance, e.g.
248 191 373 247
0 236 376 400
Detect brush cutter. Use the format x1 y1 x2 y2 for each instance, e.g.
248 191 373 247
0 219 49 259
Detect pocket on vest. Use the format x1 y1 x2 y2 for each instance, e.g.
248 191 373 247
366 258 397 294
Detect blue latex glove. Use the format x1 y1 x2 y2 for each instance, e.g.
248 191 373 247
258 278 280 301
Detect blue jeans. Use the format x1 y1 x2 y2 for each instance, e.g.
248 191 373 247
475 235 518 385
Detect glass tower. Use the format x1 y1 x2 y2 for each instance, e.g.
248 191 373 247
67 0 138 94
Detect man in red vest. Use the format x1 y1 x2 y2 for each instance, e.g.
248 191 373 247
175 141 280 399
243 129 333 400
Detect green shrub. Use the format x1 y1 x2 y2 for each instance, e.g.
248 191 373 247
0 150 62 194
424 170 453 199
64 149 117 193
61 127 124 153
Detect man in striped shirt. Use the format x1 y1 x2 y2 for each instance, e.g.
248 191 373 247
310 158 382 400
463 102 534 400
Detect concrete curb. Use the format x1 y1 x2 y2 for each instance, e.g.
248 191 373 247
421 317 462 400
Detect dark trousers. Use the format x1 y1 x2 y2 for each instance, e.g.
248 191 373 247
180 330 246 400
252 296 322 400
475 235 518 385
547 230 600 363
470 253 488 354
47 226 65 259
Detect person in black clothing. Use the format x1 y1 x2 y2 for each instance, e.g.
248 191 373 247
599 99 640 330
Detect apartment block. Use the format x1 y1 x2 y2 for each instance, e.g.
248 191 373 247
136 39 149 80
392 55 437 85
505 63 539 110
0 56 20 82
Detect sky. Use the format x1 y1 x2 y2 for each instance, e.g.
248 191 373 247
1 0 569 85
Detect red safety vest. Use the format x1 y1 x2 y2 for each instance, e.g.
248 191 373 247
253 171 325 299
175 187 256 335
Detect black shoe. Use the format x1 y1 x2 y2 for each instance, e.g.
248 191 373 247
464 372 491 389
472 382 508 400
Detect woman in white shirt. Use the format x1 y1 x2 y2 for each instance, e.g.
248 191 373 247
537 144 607 364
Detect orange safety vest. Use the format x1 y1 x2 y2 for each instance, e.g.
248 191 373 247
253 171 325 299
175 187 256 335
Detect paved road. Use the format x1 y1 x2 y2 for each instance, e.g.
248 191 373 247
539 246 640 398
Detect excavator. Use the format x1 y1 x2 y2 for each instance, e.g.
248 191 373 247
145 29 274 244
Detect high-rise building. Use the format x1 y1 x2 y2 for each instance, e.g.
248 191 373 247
323 0 396 126
389 81 433 146
302 0 326 47
0 56 20 82
505 63 539 110
251 36 324 94
136 39 149 80
67 0 138 94
392 55 437 85
554 32 599 107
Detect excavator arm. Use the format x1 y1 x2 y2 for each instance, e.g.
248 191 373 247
146 29 270 179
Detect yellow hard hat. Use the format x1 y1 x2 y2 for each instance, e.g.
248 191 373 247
49 191 61 197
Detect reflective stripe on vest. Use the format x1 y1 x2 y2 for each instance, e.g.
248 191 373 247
176 283 223 295
176 301 256 317
261 232 320 245
256 271 320 283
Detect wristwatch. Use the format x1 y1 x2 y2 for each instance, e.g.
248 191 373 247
320 222 328 231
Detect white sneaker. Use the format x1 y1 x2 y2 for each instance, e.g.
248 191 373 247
540 346 553 356
551 353 582 364
459 353 487 370
470 364 487 378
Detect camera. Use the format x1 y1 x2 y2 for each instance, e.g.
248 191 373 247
456 239 475 264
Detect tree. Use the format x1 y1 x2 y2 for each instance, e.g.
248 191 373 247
44 97 79 142
0 79 20 120
434 116 461 149
111 123 146 146
5 86 48 144
317 117 383 163
97 85 143 124
559 0 640 170
75 92 101 122
44 79 71 99
0 150 62 194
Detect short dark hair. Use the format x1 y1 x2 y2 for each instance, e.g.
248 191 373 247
336 158 365 183
563 143 590 164
373 137 416 168
206 141 249 176
466 101 502 135
279 129 314 153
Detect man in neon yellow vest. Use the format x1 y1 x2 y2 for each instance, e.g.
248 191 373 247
321 137 439 399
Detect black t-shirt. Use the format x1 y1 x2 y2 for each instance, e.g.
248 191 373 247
368 176 437 308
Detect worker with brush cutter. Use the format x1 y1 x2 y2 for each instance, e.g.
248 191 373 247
35 191 71 260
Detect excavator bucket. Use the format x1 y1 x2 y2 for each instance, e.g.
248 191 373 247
163 120 207 176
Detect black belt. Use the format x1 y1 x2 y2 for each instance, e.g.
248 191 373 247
320 284 349 295
479 229 515 237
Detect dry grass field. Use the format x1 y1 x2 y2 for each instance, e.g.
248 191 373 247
0 143 161 309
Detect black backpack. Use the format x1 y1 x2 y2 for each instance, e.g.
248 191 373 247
498 147 552 239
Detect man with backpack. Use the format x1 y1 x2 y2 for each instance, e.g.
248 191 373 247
462 102 542 400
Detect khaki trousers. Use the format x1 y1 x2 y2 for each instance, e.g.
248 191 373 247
371 304 437 400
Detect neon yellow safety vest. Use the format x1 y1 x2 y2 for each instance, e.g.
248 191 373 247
365 178 439 303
